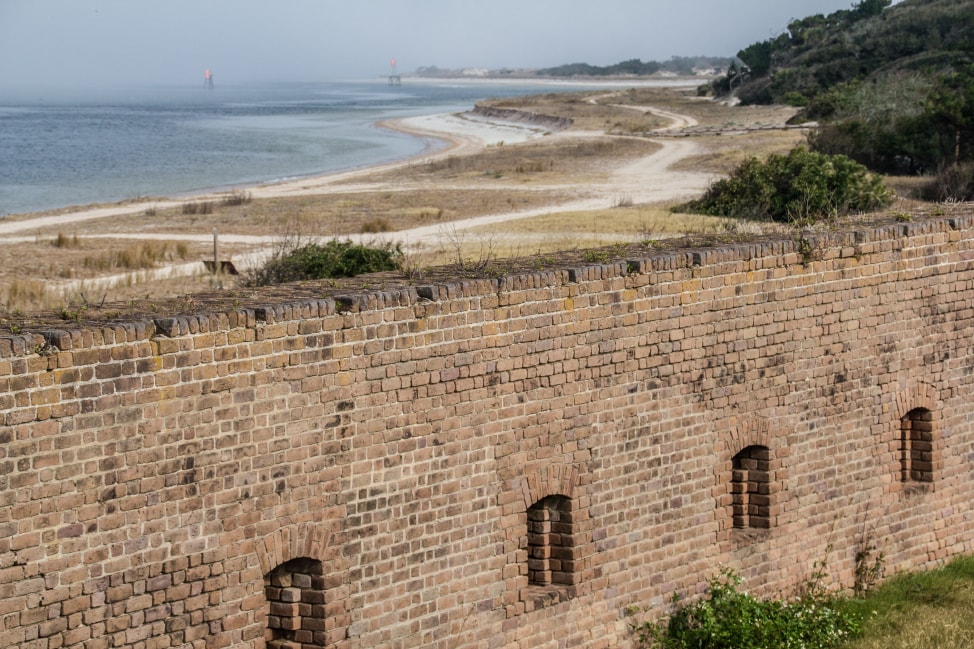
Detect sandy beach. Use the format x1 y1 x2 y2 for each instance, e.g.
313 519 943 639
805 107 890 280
0 83 808 311
0 111 567 293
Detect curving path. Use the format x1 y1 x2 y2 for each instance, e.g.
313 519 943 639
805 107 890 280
3 102 714 293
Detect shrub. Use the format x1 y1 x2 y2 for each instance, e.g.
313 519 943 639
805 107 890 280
361 218 391 234
922 162 974 202
51 232 81 248
677 147 893 223
182 200 213 215
632 569 860 649
247 238 402 287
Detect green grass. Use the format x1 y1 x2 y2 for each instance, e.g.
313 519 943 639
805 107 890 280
837 556 974 649
630 557 974 649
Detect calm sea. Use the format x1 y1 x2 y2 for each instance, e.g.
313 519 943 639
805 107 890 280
0 79 588 217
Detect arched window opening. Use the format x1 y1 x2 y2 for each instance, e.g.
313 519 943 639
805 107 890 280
527 495 576 587
731 445 772 529
264 557 326 649
901 408 935 484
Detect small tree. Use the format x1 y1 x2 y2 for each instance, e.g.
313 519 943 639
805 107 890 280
676 147 893 223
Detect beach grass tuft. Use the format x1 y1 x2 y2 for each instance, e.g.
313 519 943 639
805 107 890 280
51 232 82 248
3 278 55 311
182 200 214 215
83 241 178 272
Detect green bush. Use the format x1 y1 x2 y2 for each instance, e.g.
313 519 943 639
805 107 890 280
632 569 860 649
677 147 893 223
247 239 402 287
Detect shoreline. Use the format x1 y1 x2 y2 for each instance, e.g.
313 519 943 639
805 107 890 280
0 110 552 232
0 111 530 235
0 77 702 223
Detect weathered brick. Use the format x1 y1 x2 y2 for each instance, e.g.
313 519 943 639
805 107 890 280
4 219 974 648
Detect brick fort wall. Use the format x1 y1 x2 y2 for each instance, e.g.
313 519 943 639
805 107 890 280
3 216 974 648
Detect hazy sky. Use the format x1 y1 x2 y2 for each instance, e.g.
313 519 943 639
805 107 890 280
1 0 867 89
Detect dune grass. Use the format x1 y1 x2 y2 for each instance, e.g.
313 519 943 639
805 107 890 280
82 241 188 272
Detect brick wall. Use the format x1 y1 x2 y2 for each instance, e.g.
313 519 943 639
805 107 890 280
3 216 974 648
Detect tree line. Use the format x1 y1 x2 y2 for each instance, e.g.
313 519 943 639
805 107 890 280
717 0 974 196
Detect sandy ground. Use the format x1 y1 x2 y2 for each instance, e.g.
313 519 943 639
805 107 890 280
0 99 716 296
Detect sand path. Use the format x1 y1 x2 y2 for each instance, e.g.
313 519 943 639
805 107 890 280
4 102 713 292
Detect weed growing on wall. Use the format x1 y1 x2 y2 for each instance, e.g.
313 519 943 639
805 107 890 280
630 569 860 649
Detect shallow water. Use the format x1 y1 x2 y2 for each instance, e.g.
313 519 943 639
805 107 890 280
0 79 581 216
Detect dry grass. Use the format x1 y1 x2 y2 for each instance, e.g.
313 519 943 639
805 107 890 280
1 279 58 312
82 241 188 271
421 205 776 271
672 130 810 175
464 204 731 238
57 188 575 240
484 86 801 132
51 232 82 249
386 136 660 182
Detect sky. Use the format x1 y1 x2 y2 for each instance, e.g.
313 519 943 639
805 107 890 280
0 0 871 90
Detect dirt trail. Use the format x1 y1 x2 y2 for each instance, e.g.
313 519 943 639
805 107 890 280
6 103 713 293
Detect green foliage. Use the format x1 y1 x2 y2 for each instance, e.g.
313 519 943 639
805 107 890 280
678 147 893 222
808 66 974 172
720 0 974 172
539 59 659 77
925 64 974 163
736 40 775 77
537 56 730 78
247 239 402 287
836 555 974 648
632 569 859 649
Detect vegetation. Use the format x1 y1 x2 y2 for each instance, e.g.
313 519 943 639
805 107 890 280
246 238 402 287
809 64 974 177
632 568 859 649
923 161 974 202
221 189 252 206
717 0 974 175
537 56 730 78
0 87 861 312
838 555 974 649
82 241 187 272
181 200 214 215
51 232 81 249
633 555 974 649
417 56 730 79
676 147 893 222
723 0 972 107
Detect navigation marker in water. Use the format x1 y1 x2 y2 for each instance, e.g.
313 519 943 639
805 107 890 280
389 58 401 86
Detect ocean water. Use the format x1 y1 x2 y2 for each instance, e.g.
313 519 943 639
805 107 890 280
0 79 582 217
